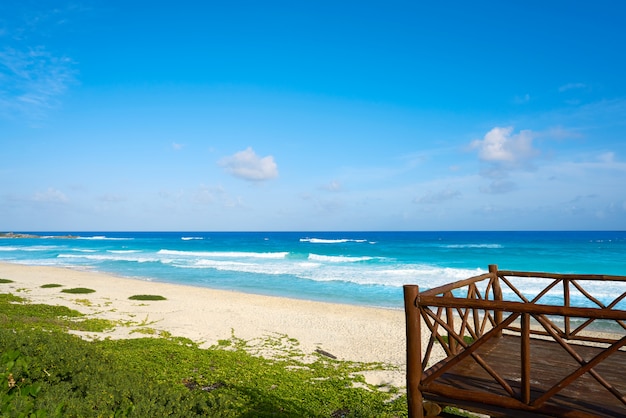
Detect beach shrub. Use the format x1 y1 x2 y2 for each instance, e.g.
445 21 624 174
0 293 25 303
41 283 63 288
61 287 95 294
128 294 167 301
0 278 14 283
0 292 115 333
0 348 49 417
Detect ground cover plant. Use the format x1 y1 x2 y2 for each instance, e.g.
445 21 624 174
61 287 95 294
128 294 167 301
0 291 408 417
41 283 63 288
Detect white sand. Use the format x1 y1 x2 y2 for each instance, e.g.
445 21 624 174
0 262 444 388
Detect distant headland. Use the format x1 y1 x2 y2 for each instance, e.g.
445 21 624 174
0 232 78 239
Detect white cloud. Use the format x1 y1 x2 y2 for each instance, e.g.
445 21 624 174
0 46 76 119
219 147 279 181
0 3 79 121
513 93 530 104
480 180 518 195
321 180 342 192
172 142 184 150
99 194 126 203
414 189 461 204
33 187 68 203
597 152 616 164
559 83 586 92
470 126 537 165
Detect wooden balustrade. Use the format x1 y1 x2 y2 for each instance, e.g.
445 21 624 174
404 265 626 417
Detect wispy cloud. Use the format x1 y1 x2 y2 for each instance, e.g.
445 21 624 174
99 194 126 203
321 180 342 192
480 179 517 195
33 187 68 203
0 4 79 121
414 189 461 204
0 46 76 119
219 147 279 181
559 82 586 92
513 93 530 104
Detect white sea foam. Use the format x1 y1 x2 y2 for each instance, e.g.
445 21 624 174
308 254 374 263
181 237 204 240
442 244 503 249
183 258 323 277
300 238 369 244
77 236 133 241
157 249 289 259
107 250 141 254
175 256 486 289
0 245 60 252
57 253 158 263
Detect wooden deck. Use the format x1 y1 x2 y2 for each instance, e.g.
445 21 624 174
426 334 626 417
404 265 626 417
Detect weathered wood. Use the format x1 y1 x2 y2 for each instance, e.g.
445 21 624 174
405 266 626 418
498 270 626 281
425 335 626 416
521 313 531 404
417 295 626 320
420 272 493 296
490 264 503 334
564 279 571 337
404 285 423 418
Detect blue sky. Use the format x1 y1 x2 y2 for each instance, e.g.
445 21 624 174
1 1 625 231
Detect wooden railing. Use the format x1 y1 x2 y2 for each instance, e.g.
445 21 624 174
404 265 626 417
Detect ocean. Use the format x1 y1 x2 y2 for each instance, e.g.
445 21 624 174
1 231 625 310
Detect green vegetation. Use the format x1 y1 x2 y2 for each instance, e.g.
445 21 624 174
0 278 14 284
72 298 93 307
61 287 96 294
0 291 409 417
440 335 475 345
128 294 167 301
0 293 115 333
41 283 63 288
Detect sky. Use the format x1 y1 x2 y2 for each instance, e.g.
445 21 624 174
1 1 626 231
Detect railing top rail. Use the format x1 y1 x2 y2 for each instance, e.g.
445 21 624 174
420 272 493 296
421 271 626 299
498 270 626 282
418 294 626 320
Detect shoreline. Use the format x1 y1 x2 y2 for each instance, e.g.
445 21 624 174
0 262 445 388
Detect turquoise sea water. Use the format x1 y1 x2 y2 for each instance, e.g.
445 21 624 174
1 231 625 309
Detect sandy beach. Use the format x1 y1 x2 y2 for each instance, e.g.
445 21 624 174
0 262 444 388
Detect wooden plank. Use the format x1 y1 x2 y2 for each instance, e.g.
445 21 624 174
422 335 626 417
406 268 626 417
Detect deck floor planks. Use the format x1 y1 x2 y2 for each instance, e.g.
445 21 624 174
425 334 626 417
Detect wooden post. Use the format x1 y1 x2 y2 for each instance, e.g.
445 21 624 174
404 285 423 418
563 279 571 338
445 291 456 354
521 312 531 404
489 264 503 337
